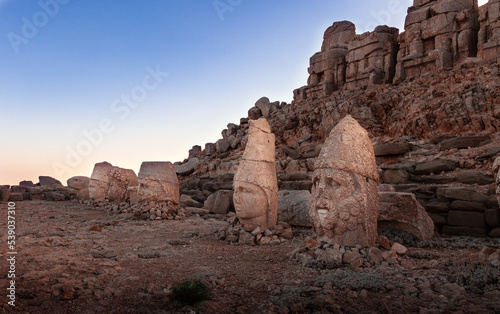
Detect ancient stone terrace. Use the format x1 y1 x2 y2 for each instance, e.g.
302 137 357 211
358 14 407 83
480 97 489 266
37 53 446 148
295 0 500 100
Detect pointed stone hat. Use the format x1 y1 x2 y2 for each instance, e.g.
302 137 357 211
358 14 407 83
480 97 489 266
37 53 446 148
315 115 379 182
235 118 277 190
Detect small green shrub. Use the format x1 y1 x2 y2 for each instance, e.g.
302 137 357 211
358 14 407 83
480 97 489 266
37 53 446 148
171 279 211 306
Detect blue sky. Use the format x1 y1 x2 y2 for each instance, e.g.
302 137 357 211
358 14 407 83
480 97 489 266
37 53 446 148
0 0 453 185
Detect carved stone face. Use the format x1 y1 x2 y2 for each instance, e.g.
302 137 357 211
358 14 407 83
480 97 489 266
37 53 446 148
309 168 372 246
233 181 268 220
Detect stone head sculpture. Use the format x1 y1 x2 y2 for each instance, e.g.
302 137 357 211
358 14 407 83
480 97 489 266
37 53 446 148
309 115 379 247
233 118 278 230
137 162 179 204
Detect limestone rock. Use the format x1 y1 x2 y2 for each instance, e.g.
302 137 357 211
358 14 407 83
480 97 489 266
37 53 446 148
309 115 379 247
278 190 312 227
378 192 434 240
174 158 200 176
67 176 90 190
39 176 62 187
89 162 138 202
233 118 278 230
374 143 411 156
414 159 457 175
255 97 271 118
137 162 179 204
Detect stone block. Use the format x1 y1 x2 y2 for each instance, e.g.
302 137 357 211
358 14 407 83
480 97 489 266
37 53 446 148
9 193 23 202
39 176 62 187
174 158 200 176
425 201 450 213
444 187 489 204
428 213 447 225
414 159 457 175
440 136 491 150
442 226 488 237
456 172 494 185
447 210 486 228
382 169 409 184
485 208 500 227
450 200 487 212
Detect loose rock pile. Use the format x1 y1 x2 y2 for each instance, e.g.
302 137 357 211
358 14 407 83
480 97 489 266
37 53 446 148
293 236 407 269
216 214 294 246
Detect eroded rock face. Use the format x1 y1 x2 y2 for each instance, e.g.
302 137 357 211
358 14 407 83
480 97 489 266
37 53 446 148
137 162 179 204
309 115 379 247
89 162 138 202
346 25 399 89
233 118 278 230
307 21 356 95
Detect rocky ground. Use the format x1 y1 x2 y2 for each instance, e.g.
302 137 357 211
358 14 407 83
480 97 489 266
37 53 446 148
1 200 499 313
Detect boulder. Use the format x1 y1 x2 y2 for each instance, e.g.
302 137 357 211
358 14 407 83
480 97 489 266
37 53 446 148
440 136 491 150
0 187 11 202
188 145 201 157
248 107 262 120
414 159 457 175
67 176 90 190
89 162 138 202
278 190 312 227
255 97 271 118
180 194 203 208
175 158 200 176
19 180 36 187
374 143 411 156
39 176 62 187
444 187 489 204
456 172 494 185
216 139 230 154
378 192 434 240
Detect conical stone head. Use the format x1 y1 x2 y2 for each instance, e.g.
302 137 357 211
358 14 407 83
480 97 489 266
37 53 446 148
309 115 379 247
233 118 278 230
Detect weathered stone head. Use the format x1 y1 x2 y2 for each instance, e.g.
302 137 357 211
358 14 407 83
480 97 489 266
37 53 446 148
309 115 379 247
137 162 179 204
233 118 278 230
89 162 138 202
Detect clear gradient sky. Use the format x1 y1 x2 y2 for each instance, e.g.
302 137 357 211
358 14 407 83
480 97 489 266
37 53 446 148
0 0 488 186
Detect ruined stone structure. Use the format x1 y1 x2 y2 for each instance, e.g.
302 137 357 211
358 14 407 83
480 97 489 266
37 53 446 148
89 162 138 202
309 116 379 247
395 0 480 83
233 118 278 230
305 21 355 97
136 162 179 204
295 0 499 99
346 26 399 90
479 0 500 59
